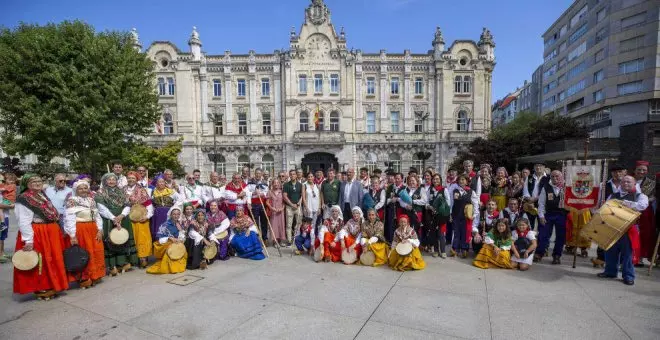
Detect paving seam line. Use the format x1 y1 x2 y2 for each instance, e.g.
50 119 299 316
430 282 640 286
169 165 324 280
352 271 403 340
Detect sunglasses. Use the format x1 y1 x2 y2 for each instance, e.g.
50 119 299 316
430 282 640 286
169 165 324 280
57 180 66 183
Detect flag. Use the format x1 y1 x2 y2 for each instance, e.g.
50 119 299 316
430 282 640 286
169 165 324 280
314 103 320 130
155 120 163 134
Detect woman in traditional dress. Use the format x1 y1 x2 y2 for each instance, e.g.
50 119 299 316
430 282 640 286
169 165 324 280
449 175 480 258
426 173 450 258
473 218 513 269
124 171 153 268
182 203 195 225
185 209 213 269
95 173 138 276
316 205 343 262
13 174 69 299
402 176 427 237
506 171 524 202
207 200 231 261
510 218 537 271
366 175 386 220
147 205 187 274
339 206 363 263
388 215 426 271
266 179 286 245
229 207 265 260
491 167 509 211
478 165 492 211
151 177 181 239
473 199 500 255
360 208 389 266
64 180 105 288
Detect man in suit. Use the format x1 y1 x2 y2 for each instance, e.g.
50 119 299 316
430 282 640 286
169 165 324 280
340 168 363 222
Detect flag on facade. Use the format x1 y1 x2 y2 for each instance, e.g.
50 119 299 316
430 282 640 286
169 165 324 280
314 103 320 130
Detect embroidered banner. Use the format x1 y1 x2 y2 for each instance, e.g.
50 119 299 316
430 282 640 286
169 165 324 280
562 160 605 211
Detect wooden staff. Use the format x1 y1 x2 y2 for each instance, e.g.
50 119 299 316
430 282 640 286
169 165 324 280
106 164 111 173
648 233 660 276
247 205 270 258
258 194 283 257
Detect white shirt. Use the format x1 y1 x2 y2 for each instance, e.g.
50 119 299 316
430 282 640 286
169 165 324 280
537 182 562 219
527 173 548 198
44 186 72 215
343 180 354 202
115 174 128 189
607 191 649 212
303 182 320 212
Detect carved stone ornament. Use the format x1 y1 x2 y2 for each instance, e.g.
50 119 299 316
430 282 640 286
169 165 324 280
307 0 329 25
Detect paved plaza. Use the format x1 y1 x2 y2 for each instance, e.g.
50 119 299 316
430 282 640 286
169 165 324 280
1 217 659 340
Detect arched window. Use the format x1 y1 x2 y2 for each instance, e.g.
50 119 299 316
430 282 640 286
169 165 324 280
262 154 275 177
463 75 471 93
315 111 324 131
412 153 424 174
454 76 463 93
389 153 401 173
237 155 250 172
300 111 309 131
330 111 340 131
163 112 174 135
457 110 468 131
216 155 226 176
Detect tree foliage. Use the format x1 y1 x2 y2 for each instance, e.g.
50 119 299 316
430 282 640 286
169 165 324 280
124 139 186 178
0 21 160 175
450 112 588 171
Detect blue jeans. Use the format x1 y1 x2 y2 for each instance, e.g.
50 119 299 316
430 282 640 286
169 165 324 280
604 231 635 281
294 234 311 251
535 211 566 257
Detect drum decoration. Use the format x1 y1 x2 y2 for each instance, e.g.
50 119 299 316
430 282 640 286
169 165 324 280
203 244 218 260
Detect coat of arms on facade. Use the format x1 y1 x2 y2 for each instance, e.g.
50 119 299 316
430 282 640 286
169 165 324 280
307 0 329 25
572 168 593 198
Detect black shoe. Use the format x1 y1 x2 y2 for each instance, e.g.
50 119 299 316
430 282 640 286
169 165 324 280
622 279 634 286
597 272 616 279
533 255 542 263
551 257 561 265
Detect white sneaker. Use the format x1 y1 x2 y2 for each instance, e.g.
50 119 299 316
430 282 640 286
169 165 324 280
641 258 652 266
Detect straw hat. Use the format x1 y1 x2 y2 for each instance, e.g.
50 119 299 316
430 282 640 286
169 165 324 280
12 249 39 271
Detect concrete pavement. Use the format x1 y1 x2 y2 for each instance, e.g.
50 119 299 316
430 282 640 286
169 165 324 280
1 220 659 339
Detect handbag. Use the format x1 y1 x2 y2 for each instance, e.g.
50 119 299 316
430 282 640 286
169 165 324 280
63 245 90 273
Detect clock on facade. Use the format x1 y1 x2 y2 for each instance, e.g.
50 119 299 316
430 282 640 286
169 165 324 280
305 34 331 60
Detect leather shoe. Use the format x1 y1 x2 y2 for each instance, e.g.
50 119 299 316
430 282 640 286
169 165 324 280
597 272 616 279
551 256 561 265
622 279 634 286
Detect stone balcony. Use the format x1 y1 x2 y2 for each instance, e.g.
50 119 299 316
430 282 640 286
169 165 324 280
144 133 183 147
292 130 346 146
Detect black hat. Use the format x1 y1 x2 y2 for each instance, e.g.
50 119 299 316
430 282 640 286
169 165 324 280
359 167 369 172
610 163 626 171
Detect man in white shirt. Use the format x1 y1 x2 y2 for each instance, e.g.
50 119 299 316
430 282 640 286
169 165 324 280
44 173 72 228
536 170 568 265
523 163 548 231
179 173 204 208
339 168 362 222
111 160 127 189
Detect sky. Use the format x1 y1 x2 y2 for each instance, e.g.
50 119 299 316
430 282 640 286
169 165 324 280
1 0 574 103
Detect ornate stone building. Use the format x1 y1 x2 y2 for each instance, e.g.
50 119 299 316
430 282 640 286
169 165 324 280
141 0 495 177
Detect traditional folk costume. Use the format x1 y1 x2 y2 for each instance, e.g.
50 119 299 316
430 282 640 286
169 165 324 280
316 206 343 262
511 229 536 267
478 175 492 211
95 174 138 272
185 209 212 269
473 208 499 255
384 183 406 243
448 183 480 256
202 180 227 207
147 206 187 274
502 207 527 231
425 185 450 256
507 179 524 202
229 209 265 260
365 186 386 221
491 172 509 211
224 181 250 219
523 172 548 230
635 161 656 263
207 208 231 261
248 179 270 240
294 221 314 252
404 185 428 240
473 230 513 269
151 185 181 239
595 177 625 263
536 179 568 263
124 182 153 264
388 216 426 271
179 182 205 209
64 181 105 287
13 174 69 297
360 211 389 266
338 207 364 262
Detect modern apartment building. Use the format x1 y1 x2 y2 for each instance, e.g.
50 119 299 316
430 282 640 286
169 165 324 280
540 0 659 140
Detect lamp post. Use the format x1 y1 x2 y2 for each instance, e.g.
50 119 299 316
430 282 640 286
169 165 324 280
207 112 223 172
244 135 255 177
415 112 431 170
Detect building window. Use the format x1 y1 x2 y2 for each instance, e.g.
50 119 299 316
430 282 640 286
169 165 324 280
559 41 567 53
569 5 588 27
593 69 604 83
650 99 660 115
595 27 607 43
414 77 423 95
543 64 557 78
390 111 400 133
593 90 604 102
364 160 376 174
216 155 226 176
389 153 401 173
618 58 644 74
261 78 270 97
619 35 645 52
300 112 309 131
544 49 557 63
237 79 246 97
567 41 586 62
262 113 271 135
414 114 423 132
237 113 247 135
262 154 274 177
299 74 307 94
314 74 323 94
213 79 222 97
463 76 471 93
390 77 399 95
158 77 166 96
567 97 585 112
412 154 424 175
558 91 566 102
567 61 586 81
617 81 643 95
214 118 223 135
167 77 175 95
621 12 646 30
366 77 375 95
237 155 250 173
457 110 468 131
366 111 376 133
330 74 339 94
558 73 566 84
329 111 339 131
454 76 462 93
568 23 588 44
597 8 606 22
567 78 587 96
163 112 174 134
558 57 567 69
594 49 605 63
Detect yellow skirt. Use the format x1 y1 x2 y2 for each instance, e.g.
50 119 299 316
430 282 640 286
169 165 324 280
473 244 512 269
566 209 592 248
147 241 187 274
132 220 153 258
367 242 390 267
389 247 426 271
492 195 507 211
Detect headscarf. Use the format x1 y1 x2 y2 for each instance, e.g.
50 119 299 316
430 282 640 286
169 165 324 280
71 180 90 196
156 205 184 239
19 173 40 194
350 206 363 221
95 173 127 209
126 171 142 181
188 208 209 235
66 180 98 217
362 208 384 239
207 206 228 227
324 205 344 233
16 173 60 222
394 215 416 241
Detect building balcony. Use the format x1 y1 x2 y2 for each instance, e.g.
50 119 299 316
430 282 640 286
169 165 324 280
144 133 183 147
292 130 345 146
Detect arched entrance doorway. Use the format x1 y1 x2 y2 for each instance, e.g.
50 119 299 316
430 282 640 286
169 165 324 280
301 152 339 174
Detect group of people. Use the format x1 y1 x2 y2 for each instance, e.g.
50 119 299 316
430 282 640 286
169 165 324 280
1 156 657 300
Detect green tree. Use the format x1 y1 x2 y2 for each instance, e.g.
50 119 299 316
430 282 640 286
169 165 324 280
0 21 160 176
124 139 186 178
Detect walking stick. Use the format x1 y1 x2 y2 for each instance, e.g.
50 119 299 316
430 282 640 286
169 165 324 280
247 205 270 258
258 195 282 257
648 233 660 276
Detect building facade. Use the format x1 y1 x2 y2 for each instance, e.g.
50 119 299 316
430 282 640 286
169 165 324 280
540 0 659 138
142 0 495 177
492 89 521 128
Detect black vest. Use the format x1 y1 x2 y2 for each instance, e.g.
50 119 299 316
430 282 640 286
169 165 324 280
451 188 472 218
526 176 536 197
411 188 423 212
605 180 618 199
612 191 639 203
542 181 565 214
369 188 383 208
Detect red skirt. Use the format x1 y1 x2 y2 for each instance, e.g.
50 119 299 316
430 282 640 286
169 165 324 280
316 232 342 262
64 222 106 282
14 223 69 294
638 206 656 259
343 234 363 259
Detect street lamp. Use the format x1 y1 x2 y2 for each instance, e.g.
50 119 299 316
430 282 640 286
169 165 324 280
414 112 432 170
207 112 224 172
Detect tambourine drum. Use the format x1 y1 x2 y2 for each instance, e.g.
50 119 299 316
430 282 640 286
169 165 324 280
215 230 228 240
581 199 641 251
166 242 186 260
203 244 218 260
12 250 39 271
128 204 147 222
464 204 474 220
360 250 375 266
63 245 90 273
523 202 538 216
395 242 413 256
341 248 358 264
313 246 323 262
109 228 129 246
